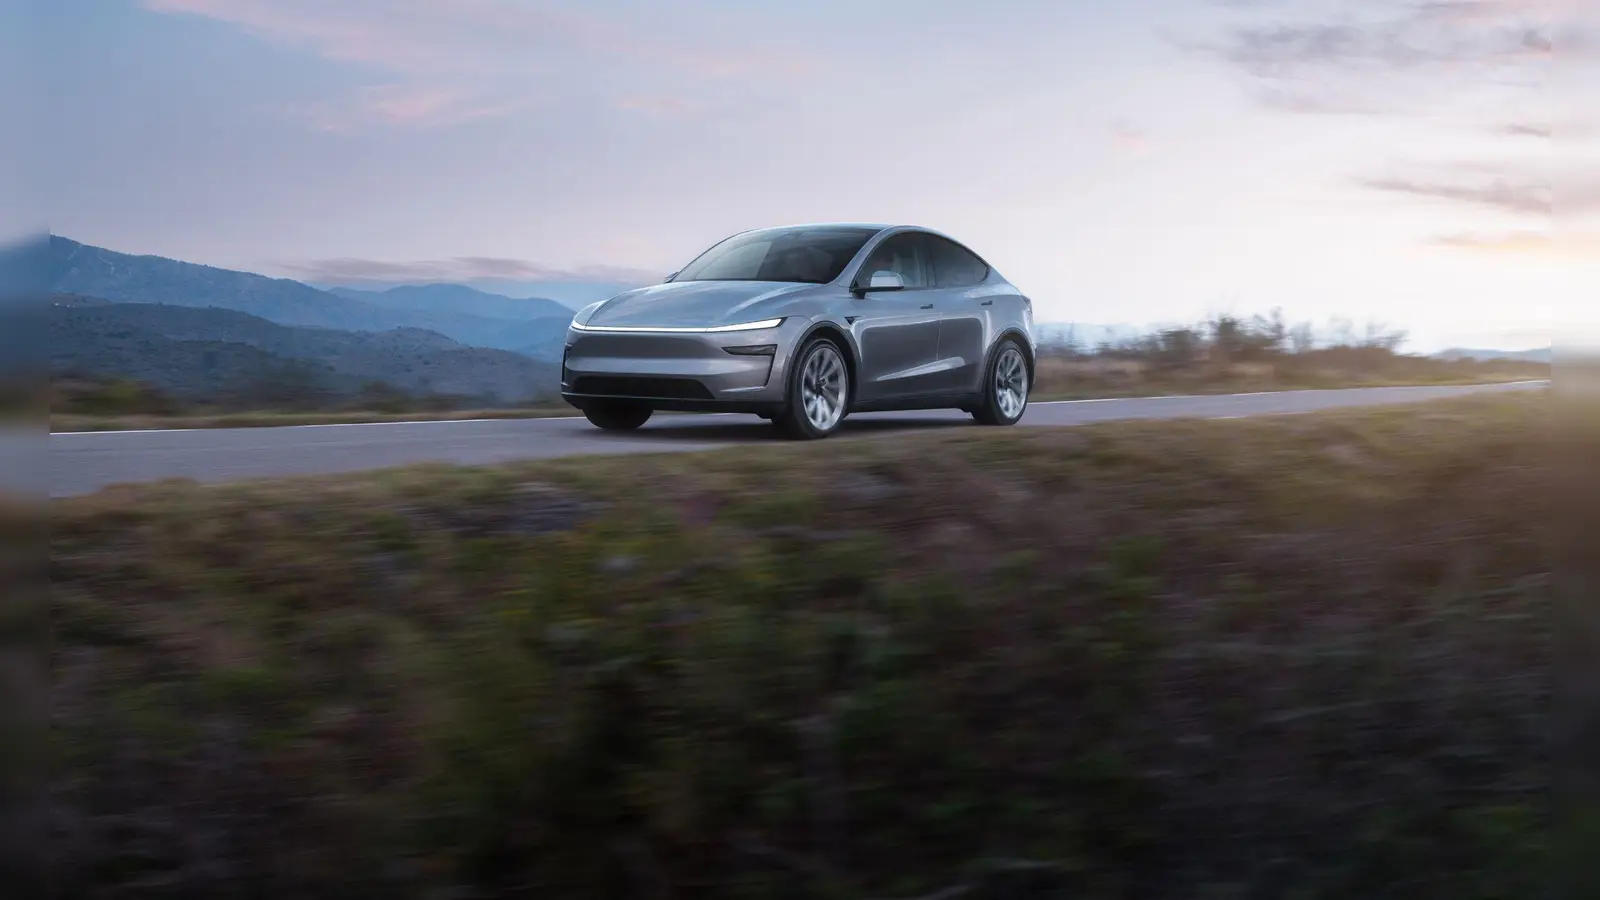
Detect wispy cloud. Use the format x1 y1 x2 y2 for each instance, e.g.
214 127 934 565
1360 171 1552 215
292 84 529 130
276 255 662 285
1359 160 1600 216
1110 122 1152 156
1252 86 1392 116
1494 121 1554 137
141 0 813 128
1430 230 1600 259
1202 0 1578 118
616 95 697 119
1492 119 1600 139
143 0 809 75
1222 0 1564 71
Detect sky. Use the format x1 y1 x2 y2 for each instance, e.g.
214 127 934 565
24 0 1599 351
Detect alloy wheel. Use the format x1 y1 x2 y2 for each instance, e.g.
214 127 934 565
994 346 1028 420
800 343 848 432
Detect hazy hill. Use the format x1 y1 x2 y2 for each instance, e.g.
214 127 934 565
49 237 571 357
52 323 352 401
50 296 560 404
312 277 643 308
1435 346 1553 364
328 284 572 321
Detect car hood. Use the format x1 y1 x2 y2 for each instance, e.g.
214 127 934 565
583 280 825 329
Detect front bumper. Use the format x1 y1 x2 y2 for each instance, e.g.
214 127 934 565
559 318 805 413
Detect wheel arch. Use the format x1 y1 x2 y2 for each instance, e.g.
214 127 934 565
796 319 860 402
989 327 1036 382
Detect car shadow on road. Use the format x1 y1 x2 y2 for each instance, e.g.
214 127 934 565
611 414 975 443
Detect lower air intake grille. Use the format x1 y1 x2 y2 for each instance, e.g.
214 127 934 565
571 376 714 400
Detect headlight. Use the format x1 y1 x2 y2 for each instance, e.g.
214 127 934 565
569 317 786 334
699 317 786 333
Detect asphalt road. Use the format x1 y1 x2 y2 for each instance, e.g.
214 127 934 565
27 381 1546 498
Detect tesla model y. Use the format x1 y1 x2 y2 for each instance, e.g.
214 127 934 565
561 223 1038 439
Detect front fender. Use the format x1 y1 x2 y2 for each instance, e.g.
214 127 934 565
790 316 864 396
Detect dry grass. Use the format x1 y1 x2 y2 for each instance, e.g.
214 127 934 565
48 406 582 432
1028 356 1543 400
45 393 1563 898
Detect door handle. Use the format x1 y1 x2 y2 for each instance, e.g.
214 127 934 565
980 300 994 306
920 303 934 309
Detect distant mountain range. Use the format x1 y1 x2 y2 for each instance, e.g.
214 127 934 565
36 235 588 406
49 236 574 357
326 284 572 322
50 295 559 405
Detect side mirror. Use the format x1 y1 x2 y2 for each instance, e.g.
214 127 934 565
663 271 679 283
853 270 905 296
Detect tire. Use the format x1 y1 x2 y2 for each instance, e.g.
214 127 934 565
972 338 1030 426
582 401 652 431
774 336 850 440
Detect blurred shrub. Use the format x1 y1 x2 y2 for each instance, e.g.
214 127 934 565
50 375 184 416
1034 310 1549 398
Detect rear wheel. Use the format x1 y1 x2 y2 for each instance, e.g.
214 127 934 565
583 401 652 431
972 339 1029 426
775 337 850 440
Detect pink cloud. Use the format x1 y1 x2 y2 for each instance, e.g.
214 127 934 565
1430 230 1600 260
142 0 469 72
142 0 816 107
292 84 528 131
1110 122 1151 156
616 95 696 118
368 86 460 122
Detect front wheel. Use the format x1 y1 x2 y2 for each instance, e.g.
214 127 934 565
774 337 850 440
583 401 652 431
972 339 1030 426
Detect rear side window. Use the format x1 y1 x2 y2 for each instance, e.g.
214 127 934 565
928 236 989 288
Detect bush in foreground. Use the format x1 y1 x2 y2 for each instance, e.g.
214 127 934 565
49 395 1553 898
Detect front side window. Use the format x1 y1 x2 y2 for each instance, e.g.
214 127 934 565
673 226 880 284
857 233 932 289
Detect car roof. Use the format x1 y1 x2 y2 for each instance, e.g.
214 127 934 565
739 222 965 242
737 222 893 233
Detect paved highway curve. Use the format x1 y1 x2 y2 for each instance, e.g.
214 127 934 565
32 381 1547 498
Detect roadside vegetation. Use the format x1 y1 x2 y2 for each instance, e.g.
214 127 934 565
47 392 1558 898
1031 310 1549 399
43 375 569 431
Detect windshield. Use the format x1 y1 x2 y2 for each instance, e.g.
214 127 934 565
671 227 880 285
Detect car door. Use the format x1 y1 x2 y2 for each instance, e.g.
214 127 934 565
925 235 994 394
849 232 945 402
